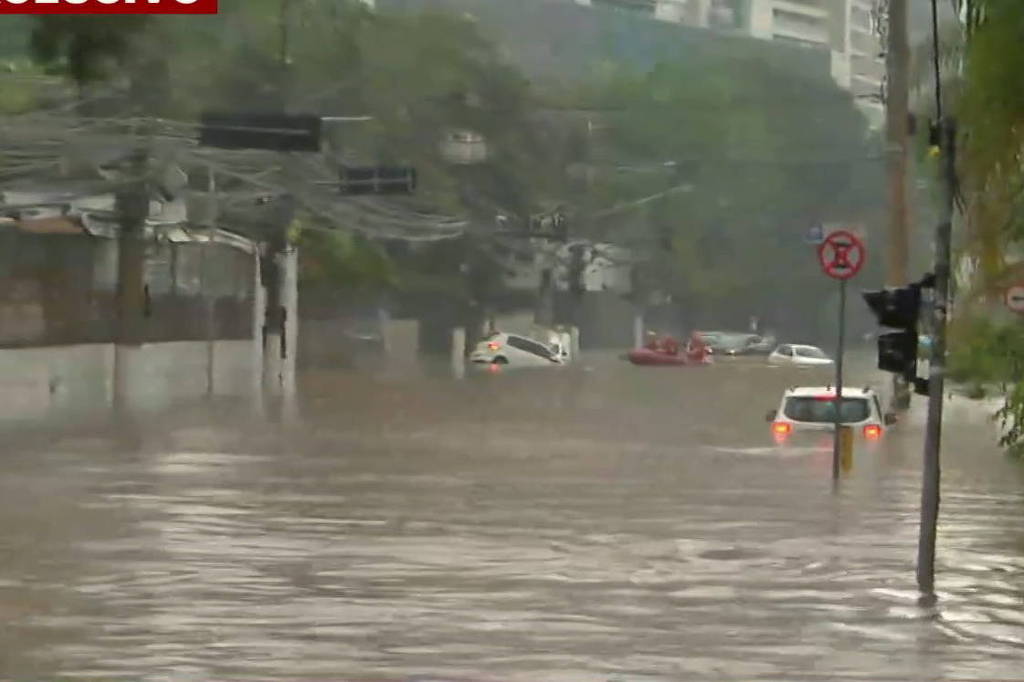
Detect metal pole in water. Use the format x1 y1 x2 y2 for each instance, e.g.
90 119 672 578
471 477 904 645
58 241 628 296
918 118 955 599
832 278 848 481
916 0 955 600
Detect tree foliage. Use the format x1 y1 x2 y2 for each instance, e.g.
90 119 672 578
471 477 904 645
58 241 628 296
925 0 1024 453
25 1 561 301
295 226 399 293
28 16 153 88
23 2 891 343
574 59 883 335
957 1 1024 280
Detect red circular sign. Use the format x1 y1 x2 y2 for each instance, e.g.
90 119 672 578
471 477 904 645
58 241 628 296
817 229 865 280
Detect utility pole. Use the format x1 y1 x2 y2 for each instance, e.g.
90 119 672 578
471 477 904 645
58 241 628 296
884 0 914 411
111 148 150 416
534 210 568 329
264 0 299 417
917 0 955 599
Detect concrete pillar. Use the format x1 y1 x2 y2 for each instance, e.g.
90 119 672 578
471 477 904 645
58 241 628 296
451 327 466 379
281 246 299 422
199 232 216 398
633 311 645 350
111 158 149 418
251 250 266 414
261 240 286 396
570 326 581 360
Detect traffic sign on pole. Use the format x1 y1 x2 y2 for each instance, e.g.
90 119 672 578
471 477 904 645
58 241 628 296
816 229 865 484
1005 285 1024 314
805 224 825 245
818 229 866 280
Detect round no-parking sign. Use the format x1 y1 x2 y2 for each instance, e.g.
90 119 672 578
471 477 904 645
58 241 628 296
817 230 865 280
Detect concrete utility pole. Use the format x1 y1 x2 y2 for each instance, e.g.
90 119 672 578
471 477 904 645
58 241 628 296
534 211 568 329
884 0 914 411
112 149 150 416
262 0 300 418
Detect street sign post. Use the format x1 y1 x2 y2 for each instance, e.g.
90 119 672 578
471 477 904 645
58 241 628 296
1005 285 1024 314
818 229 866 281
817 230 866 482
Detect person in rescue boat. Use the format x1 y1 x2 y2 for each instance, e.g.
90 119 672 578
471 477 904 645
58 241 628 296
685 332 710 363
660 335 681 355
644 331 680 355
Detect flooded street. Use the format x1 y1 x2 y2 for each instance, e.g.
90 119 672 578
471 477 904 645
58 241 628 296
2 353 1024 681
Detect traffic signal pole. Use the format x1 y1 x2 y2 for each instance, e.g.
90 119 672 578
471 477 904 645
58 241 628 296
916 0 955 599
917 118 955 599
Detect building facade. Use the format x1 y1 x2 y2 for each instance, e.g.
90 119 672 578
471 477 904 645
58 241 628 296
570 0 884 127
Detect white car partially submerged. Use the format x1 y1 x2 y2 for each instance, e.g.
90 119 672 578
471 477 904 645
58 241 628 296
766 385 896 442
768 344 834 366
470 331 569 368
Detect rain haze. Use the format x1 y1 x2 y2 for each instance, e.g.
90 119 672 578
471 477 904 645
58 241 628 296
1 1 1023 681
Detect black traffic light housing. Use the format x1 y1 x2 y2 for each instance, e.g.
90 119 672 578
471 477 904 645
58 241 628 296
199 112 323 152
877 330 918 377
862 277 929 383
339 166 417 195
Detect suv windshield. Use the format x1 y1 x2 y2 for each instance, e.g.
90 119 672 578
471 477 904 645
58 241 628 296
794 347 828 359
783 397 870 423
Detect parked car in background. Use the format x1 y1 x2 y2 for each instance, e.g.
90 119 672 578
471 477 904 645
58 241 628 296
693 331 749 356
470 331 566 368
740 334 777 355
768 344 834 366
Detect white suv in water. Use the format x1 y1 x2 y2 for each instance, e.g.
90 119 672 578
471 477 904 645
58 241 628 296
470 331 568 368
765 386 896 442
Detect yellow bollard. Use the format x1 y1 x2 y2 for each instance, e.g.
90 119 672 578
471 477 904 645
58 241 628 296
839 426 854 473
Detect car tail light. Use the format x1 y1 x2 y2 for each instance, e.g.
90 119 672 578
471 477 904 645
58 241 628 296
772 422 792 436
487 342 501 351
863 424 882 440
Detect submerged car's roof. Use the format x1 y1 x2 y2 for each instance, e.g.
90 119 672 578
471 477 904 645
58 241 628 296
785 386 876 398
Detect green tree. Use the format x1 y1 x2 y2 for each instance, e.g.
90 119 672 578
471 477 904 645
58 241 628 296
295 226 398 293
574 59 882 335
940 0 1024 453
28 17 152 98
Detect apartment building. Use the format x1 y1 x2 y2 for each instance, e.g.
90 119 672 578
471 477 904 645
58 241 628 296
573 0 885 127
575 0 747 29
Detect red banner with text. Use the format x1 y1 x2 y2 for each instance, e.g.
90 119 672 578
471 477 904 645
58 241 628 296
0 0 217 14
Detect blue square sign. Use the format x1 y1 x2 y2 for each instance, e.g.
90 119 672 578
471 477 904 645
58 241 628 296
805 224 825 245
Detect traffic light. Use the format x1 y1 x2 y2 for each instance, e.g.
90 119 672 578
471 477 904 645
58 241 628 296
877 330 918 376
339 166 417 195
199 112 323 152
862 282 923 382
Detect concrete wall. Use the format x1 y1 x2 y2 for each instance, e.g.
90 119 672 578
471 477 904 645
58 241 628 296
0 340 258 429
